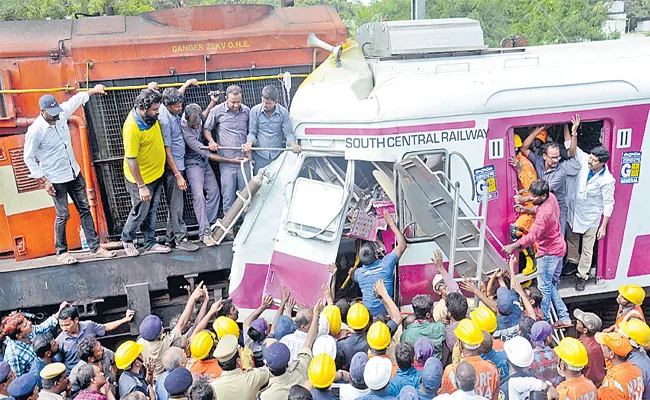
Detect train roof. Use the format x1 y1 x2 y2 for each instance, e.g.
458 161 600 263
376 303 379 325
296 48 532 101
291 27 650 129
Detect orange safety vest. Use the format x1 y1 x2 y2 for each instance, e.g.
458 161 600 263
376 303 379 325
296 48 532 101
615 305 646 329
557 375 597 400
598 361 644 400
440 355 500 400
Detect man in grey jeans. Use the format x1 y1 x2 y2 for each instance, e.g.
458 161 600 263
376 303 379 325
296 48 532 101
24 86 115 264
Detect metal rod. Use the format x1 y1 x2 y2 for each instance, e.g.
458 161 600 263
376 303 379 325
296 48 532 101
448 181 461 278
474 186 489 288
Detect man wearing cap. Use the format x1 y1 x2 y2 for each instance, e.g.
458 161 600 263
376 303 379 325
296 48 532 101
502 180 571 329
339 353 371 400
24 85 115 264
430 249 470 324
553 337 597 400
39 363 69 400
358 356 395 399
260 300 323 400
417 358 442 399
163 368 192 400
439 320 499 400
525 321 561 387
0 362 16 399
75 363 114 400
619 320 650 400
8 374 39 400
138 283 205 379
597 331 644 400
210 335 270 400
57 306 133 372
574 309 605 387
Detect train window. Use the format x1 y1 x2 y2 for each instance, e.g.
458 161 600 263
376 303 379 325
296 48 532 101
512 120 604 159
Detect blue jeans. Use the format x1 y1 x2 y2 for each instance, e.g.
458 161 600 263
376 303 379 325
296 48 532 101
537 255 570 323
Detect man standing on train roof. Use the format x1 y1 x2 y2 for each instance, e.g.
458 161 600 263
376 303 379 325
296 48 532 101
203 85 251 216
518 116 579 236
149 80 201 252
352 210 407 317
120 87 171 256
24 85 116 265
243 85 301 174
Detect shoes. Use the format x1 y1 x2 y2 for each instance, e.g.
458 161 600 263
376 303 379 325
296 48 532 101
94 247 116 258
176 240 199 252
575 277 586 291
146 244 171 254
562 262 578 276
202 235 218 247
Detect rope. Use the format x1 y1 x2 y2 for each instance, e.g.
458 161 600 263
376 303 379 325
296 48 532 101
0 73 310 95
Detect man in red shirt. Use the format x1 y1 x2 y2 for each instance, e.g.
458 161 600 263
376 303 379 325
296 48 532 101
503 179 571 328
574 309 605 387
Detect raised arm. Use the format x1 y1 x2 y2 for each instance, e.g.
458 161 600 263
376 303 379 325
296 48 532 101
384 210 407 258
566 115 580 158
104 310 135 332
191 299 223 338
175 282 205 333
269 286 290 336
375 279 402 326
244 295 273 333
432 249 461 294
203 92 219 119
186 288 210 337
507 256 537 319
177 79 198 95
520 126 544 159
459 280 497 314
304 299 324 350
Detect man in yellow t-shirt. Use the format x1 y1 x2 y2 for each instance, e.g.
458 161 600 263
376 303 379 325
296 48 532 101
121 88 169 256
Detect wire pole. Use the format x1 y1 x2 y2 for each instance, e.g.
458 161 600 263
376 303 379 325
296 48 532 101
534 0 569 43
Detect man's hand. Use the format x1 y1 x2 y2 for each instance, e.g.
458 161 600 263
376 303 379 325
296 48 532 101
145 359 155 385
571 114 581 135
44 179 56 196
290 142 301 154
313 298 324 316
502 243 519 255
321 283 333 304
508 156 522 174
209 298 223 315
459 280 479 295
139 185 151 202
89 84 107 96
280 285 290 305
431 249 444 273
230 157 246 164
124 310 135 322
184 79 199 88
208 141 219 152
176 174 187 191
242 142 253 153
261 295 274 310
58 301 71 314
147 82 159 91
597 224 607 240
208 91 221 103
328 263 337 275
374 279 388 299
508 255 518 274
383 209 396 227
190 281 205 302
285 297 296 315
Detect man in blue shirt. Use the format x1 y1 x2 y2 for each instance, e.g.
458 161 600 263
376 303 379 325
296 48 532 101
479 332 509 382
353 210 407 317
154 80 201 252
29 335 58 389
243 85 301 174
388 342 421 396
56 306 133 372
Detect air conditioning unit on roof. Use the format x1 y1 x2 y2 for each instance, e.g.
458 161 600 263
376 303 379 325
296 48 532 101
356 18 487 58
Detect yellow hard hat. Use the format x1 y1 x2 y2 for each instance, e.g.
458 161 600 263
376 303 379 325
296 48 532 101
115 340 145 370
619 319 650 348
308 353 336 389
454 319 483 347
367 321 391 351
554 337 588 369
619 284 645 305
213 316 240 339
323 305 342 335
470 306 497 333
514 134 523 148
347 303 370 331
191 330 216 360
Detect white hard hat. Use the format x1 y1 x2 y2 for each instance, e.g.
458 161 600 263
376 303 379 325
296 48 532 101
432 275 445 292
312 335 337 359
504 336 534 368
318 312 330 337
364 356 393 390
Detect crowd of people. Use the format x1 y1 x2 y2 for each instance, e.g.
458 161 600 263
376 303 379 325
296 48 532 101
1 240 648 400
24 80 299 263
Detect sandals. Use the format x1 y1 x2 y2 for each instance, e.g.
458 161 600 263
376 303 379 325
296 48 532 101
123 242 140 257
94 247 116 258
57 252 79 265
145 243 171 254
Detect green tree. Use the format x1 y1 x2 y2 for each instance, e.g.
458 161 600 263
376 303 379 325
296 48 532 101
626 0 650 31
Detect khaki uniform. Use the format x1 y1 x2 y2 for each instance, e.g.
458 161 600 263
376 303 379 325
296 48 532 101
138 327 181 379
259 348 312 400
210 368 270 400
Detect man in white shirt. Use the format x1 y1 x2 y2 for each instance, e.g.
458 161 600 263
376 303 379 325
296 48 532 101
567 144 615 292
24 86 115 264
